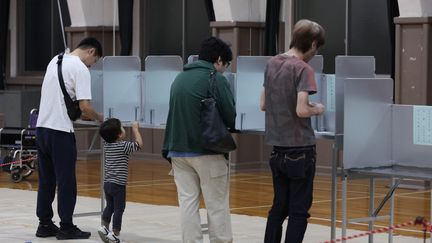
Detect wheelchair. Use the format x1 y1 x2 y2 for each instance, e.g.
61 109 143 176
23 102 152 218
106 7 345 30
0 109 38 182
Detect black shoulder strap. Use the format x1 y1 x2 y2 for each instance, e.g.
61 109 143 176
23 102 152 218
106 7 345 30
57 53 75 107
208 70 217 99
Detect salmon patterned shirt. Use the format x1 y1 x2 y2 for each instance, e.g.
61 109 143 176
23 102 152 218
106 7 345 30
263 54 317 147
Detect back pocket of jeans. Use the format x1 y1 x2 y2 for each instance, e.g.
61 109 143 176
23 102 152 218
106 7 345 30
282 153 306 179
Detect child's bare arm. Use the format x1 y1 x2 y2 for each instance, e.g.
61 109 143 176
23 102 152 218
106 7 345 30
131 121 143 148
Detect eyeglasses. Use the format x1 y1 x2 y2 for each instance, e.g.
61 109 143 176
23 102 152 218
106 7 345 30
224 61 231 68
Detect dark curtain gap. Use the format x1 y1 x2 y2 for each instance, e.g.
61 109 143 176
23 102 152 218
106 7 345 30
59 0 71 27
0 0 10 89
387 0 399 102
265 0 281 56
204 0 216 22
118 0 133 55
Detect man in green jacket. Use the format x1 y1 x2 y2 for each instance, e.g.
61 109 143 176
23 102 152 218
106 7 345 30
162 37 236 243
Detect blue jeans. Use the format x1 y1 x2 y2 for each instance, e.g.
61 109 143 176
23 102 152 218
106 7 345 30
264 145 316 243
102 182 126 231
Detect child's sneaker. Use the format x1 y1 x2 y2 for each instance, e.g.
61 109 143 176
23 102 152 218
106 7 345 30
107 231 121 243
97 226 110 243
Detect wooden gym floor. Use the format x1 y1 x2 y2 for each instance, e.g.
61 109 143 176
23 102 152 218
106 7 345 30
0 157 430 239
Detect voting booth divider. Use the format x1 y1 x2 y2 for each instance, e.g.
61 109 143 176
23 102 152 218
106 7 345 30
81 55 432 243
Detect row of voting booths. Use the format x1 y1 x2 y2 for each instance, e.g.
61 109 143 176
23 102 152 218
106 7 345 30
85 54 432 242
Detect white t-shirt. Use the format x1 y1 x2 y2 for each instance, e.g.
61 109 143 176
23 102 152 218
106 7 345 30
37 54 92 133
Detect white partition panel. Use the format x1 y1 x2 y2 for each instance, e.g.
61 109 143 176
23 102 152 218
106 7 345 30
103 56 141 121
321 75 336 133
335 56 376 136
343 78 393 169
235 56 271 130
143 56 183 125
187 55 198 64
308 55 324 131
224 72 236 101
393 105 432 168
89 59 104 114
308 55 323 73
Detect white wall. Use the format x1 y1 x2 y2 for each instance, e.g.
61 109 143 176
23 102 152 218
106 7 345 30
67 0 119 27
213 0 266 22
212 0 294 51
398 0 432 17
283 0 294 51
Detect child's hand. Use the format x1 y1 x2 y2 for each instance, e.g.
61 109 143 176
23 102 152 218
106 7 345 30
131 121 143 148
131 121 139 129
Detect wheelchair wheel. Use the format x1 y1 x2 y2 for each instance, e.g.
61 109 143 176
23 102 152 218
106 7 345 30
21 165 33 178
21 157 36 178
11 169 23 183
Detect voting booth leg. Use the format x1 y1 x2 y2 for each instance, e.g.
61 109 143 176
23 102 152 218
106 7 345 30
341 173 347 243
330 144 339 241
430 186 432 243
100 142 105 215
388 178 395 243
368 178 375 243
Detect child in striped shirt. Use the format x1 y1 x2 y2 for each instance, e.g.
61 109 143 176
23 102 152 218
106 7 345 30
97 118 143 243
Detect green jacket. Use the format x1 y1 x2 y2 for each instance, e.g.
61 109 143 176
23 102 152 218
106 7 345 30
162 60 236 158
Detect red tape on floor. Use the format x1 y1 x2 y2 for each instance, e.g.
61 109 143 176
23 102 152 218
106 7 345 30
321 217 430 243
0 155 37 168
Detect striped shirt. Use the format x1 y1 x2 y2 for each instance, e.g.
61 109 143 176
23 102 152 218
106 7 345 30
103 141 140 185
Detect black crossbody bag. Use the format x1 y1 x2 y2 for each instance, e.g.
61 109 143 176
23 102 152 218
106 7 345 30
57 53 81 121
200 71 237 153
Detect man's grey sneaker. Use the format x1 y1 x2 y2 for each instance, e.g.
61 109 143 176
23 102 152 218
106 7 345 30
107 231 121 243
35 223 59 237
98 225 110 243
56 225 91 240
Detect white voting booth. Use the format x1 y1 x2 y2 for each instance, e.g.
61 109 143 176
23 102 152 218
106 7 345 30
342 78 432 243
88 55 432 243
230 55 379 241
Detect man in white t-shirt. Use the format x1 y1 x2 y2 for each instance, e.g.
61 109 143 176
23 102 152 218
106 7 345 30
35 37 103 240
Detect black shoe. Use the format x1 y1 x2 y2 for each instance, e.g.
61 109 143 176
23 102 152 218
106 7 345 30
35 223 59 237
56 225 91 240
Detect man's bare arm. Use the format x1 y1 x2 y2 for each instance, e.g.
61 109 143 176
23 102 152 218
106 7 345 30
79 100 103 122
260 87 266 111
296 91 325 118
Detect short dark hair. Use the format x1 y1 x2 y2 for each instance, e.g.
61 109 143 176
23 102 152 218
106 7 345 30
198 37 232 65
99 118 122 143
76 37 103 57
289 19 325 53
